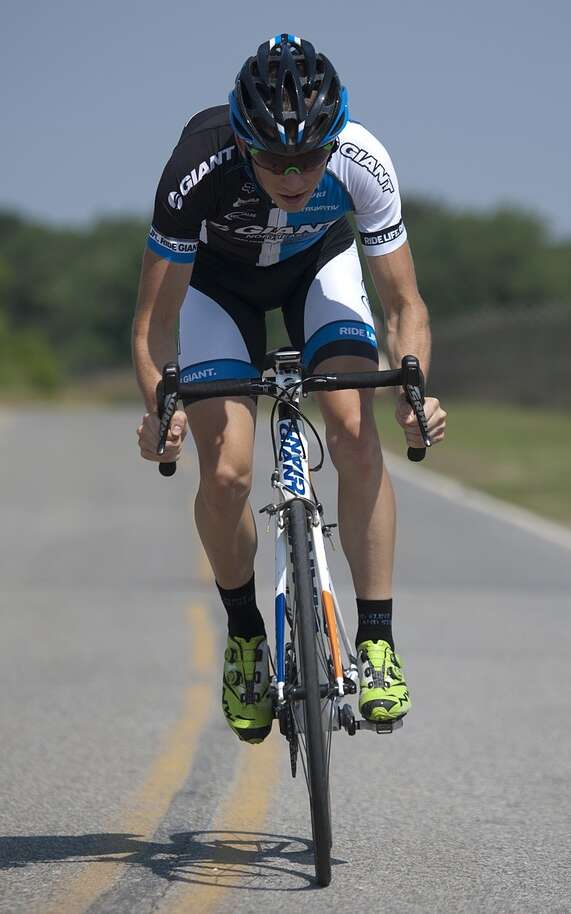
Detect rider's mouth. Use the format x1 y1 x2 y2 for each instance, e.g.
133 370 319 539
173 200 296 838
275 190 308 205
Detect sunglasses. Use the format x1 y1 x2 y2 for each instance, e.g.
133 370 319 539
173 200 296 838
247 139 338 175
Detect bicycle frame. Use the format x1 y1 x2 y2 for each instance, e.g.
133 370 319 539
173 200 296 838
269 351 358 723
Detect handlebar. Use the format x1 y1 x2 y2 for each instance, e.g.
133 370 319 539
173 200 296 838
155 354 432 476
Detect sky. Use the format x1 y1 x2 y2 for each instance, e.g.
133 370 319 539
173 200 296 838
2 0 570 236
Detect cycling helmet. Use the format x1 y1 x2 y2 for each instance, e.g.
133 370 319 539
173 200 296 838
229 33 349 153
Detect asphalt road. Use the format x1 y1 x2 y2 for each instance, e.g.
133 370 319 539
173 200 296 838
0 406 570 914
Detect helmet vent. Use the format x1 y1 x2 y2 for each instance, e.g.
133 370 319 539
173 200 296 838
230 35 348 152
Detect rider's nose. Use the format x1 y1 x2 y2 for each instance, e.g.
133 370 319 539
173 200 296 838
280 172 306 193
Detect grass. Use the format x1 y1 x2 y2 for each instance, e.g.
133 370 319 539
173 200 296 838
374 397 571 526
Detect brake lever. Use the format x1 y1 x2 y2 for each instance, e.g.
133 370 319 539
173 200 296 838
156 362 179 478
401 355 432 462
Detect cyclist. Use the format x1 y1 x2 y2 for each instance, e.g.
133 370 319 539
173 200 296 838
134 34 447 743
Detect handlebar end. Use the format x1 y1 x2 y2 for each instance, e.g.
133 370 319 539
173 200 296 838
159 461 177 477
407 447 426 463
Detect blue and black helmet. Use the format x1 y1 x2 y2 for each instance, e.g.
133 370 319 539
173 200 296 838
229 34 349 153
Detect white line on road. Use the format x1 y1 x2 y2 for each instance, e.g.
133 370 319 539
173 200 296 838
386 453 571 552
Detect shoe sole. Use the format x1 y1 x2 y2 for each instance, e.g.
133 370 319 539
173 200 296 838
231 723 272 744
361 698 410 723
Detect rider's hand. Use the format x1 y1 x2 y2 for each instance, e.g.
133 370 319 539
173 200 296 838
137 409 188 463
395 394 447 448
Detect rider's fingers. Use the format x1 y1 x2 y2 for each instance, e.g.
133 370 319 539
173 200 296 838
429 426 446 443
405 416 446 446
137 408 186 460
404 429 426 447
170 410 188 438
140 442 181 462
395 404 416 428
139 446 161 461
429 409 446 427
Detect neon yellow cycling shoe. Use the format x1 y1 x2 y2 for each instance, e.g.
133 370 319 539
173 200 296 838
357 640 411 722
222 634 273 743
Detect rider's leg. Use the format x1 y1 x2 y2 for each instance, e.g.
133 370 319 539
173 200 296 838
282 243 396 601
186 397 271 741
185 396 266 640
178 280 265 593
179 278 272 742
287 243 410 720
314 354 410 721
186 396 257 590
312 354 395 602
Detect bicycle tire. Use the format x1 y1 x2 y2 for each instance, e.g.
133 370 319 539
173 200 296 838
287 497 332 887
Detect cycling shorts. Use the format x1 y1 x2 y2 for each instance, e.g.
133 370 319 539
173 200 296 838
178 240 379 391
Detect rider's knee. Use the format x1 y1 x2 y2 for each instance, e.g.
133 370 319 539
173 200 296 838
325 414 382 475
199 463 252 510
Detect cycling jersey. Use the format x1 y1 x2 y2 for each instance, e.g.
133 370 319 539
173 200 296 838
148 105 407 268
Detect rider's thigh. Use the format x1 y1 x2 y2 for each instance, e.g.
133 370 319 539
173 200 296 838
313 355 380 464
285 242 383 459
178 284 264 387
284 242 380 374
185 395 256 486
178 281 261 485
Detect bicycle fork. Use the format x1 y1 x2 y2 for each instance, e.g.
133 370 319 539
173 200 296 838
274 501 357 682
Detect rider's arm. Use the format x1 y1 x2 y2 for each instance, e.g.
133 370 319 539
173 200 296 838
132 251 193 412
133 122 208 412
336 123 431 376
365 242 431 377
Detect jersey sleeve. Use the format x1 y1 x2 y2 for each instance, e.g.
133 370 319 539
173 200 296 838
336 122 407 257
147 146 212 264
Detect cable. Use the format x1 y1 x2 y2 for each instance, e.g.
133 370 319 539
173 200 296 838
268 386 325 473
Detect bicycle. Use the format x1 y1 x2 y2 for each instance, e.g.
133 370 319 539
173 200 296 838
155 350 431 887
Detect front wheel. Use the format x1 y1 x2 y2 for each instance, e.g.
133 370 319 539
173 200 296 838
287 498 332 887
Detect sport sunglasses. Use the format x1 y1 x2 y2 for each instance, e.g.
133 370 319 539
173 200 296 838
248 139 339 175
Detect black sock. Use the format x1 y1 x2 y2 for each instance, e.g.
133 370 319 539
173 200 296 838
355 598 394 650
217 574 266 639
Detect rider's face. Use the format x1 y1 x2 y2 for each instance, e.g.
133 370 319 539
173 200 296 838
235 138 327 212
252 161 326 212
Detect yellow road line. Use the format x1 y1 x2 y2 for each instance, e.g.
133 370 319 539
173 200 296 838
160 731 280 914
43 603 216 914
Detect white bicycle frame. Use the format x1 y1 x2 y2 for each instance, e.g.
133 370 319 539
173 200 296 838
268 351 359 723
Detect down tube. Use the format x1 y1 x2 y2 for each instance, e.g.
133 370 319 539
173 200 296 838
275 520 287 700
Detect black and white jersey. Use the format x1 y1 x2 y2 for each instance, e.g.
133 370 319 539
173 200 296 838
148 105 407 268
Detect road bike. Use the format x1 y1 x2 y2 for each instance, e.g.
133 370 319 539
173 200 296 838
155 350 431 887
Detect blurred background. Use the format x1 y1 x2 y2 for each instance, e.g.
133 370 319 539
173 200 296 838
1 0 570 524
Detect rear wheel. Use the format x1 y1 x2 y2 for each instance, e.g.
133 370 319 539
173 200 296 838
287 498 332 887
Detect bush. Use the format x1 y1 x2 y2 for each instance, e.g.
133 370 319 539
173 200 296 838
0 313 62 393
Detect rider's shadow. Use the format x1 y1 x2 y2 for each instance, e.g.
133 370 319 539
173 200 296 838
0 831 346 891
